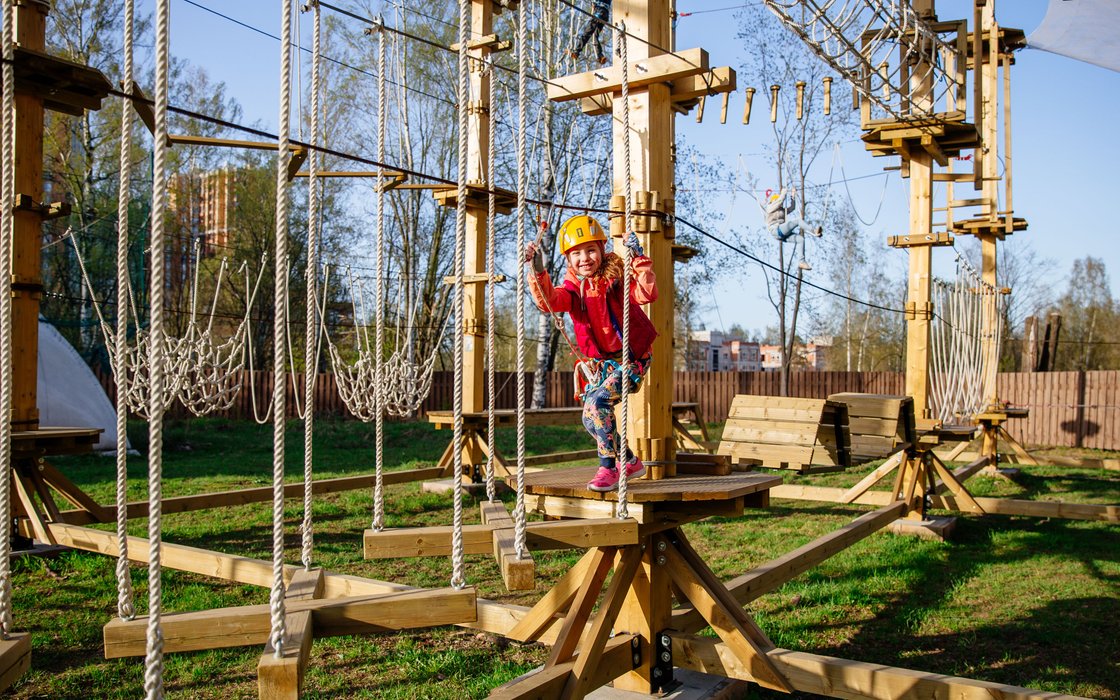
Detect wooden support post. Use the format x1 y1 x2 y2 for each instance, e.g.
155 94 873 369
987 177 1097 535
257 568 324 699
607 0 679 479
11 0 51 431
613 537 671 692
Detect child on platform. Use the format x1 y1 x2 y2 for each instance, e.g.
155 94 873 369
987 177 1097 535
524 214 658 492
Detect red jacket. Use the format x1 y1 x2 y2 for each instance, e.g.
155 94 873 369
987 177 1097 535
530 255 658 360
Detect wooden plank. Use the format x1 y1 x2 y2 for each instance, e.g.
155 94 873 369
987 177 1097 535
363 517 638 559
0 633 31 694
257 569 324 700
547 47 709 102
672 502 906 633
523 449 599 467
104 587 477 658
579 66 736 114
673 638 1089 700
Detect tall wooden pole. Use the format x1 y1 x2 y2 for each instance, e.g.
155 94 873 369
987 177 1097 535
613 0 675 474
10 0 50 432
902 0 936 422
611 0 676 691
977 0 1000 408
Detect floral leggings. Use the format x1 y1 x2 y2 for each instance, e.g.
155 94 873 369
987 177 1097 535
581 358 650 467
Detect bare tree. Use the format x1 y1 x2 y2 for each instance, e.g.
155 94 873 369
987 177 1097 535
736 5 856 394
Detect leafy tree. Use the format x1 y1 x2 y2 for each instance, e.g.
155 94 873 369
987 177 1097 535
1053 257 1118 371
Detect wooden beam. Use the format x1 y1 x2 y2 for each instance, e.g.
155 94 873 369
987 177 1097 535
488 634 636 700
257 569 324 700
547 548 614 665
104 587 477 658
46 523 568 645
578 65 736 115
55 468 444 526
672 502 907 632
0 633 31 694
546 47 709 102
563 547 644 699
839 451 906 504
507 549 598 643
363 517 638 559
949 454 993 486
665 535 791 693
673 637 1088 700
769 486 1120 522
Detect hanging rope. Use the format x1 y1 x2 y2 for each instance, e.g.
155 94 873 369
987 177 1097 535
450 0 469 591
513 0 530 559
145 0 172 692
114 0 137 621
0 0 16 642
301 0 322 570
616 20 631 520
269 0 294 659
484 52 497 504
372 14 387 532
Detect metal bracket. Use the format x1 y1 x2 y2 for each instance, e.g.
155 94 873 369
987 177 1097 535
652 629 676 693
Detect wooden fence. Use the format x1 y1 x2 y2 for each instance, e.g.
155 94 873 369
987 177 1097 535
93 368 1119 450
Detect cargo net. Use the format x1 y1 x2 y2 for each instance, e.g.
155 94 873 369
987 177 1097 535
929 254 1004 425
762 0 965 121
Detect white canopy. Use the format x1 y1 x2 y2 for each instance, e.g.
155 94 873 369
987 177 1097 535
1028 0 1120 73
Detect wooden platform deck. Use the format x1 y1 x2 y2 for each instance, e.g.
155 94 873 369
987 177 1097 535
522 468 780 503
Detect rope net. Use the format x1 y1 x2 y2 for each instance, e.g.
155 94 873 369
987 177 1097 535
761 0 965 120
929 255 1004 425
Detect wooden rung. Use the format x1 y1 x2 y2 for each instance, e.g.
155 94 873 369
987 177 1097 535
0 633 31 694
450 34 512 52
481 502 535 591
547 47 709 102
364 517 638 559
104 587 477 658
258 569 324 700
442 273 507 285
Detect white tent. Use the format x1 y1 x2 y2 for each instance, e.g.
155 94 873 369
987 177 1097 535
37 319 121 453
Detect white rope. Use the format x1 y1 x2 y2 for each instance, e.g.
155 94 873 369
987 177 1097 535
513 0 529 559
372 15 387 532
485 53 497 504
145 0 171 691
269 0 294 659
616 21 631 520
114 0 137 621
301 0 322 570
0 0 17 640
450 0 469 590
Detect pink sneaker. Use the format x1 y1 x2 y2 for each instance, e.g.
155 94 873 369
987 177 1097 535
624 457 646 480
586 459 646 492
587 466 620 492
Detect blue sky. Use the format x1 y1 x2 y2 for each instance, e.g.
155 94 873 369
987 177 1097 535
165 0 1120 333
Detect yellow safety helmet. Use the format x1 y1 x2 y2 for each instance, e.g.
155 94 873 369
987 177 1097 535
557 214 607 255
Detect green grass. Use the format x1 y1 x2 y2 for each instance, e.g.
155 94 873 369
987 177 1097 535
7 417 1119 699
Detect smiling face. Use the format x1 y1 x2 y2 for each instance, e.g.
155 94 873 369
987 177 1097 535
566 241 603 278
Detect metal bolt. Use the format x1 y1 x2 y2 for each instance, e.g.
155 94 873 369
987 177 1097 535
656 540 667 552
652 668 662 678
660 634 671 647
660 651 672 663
656 555 666 566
